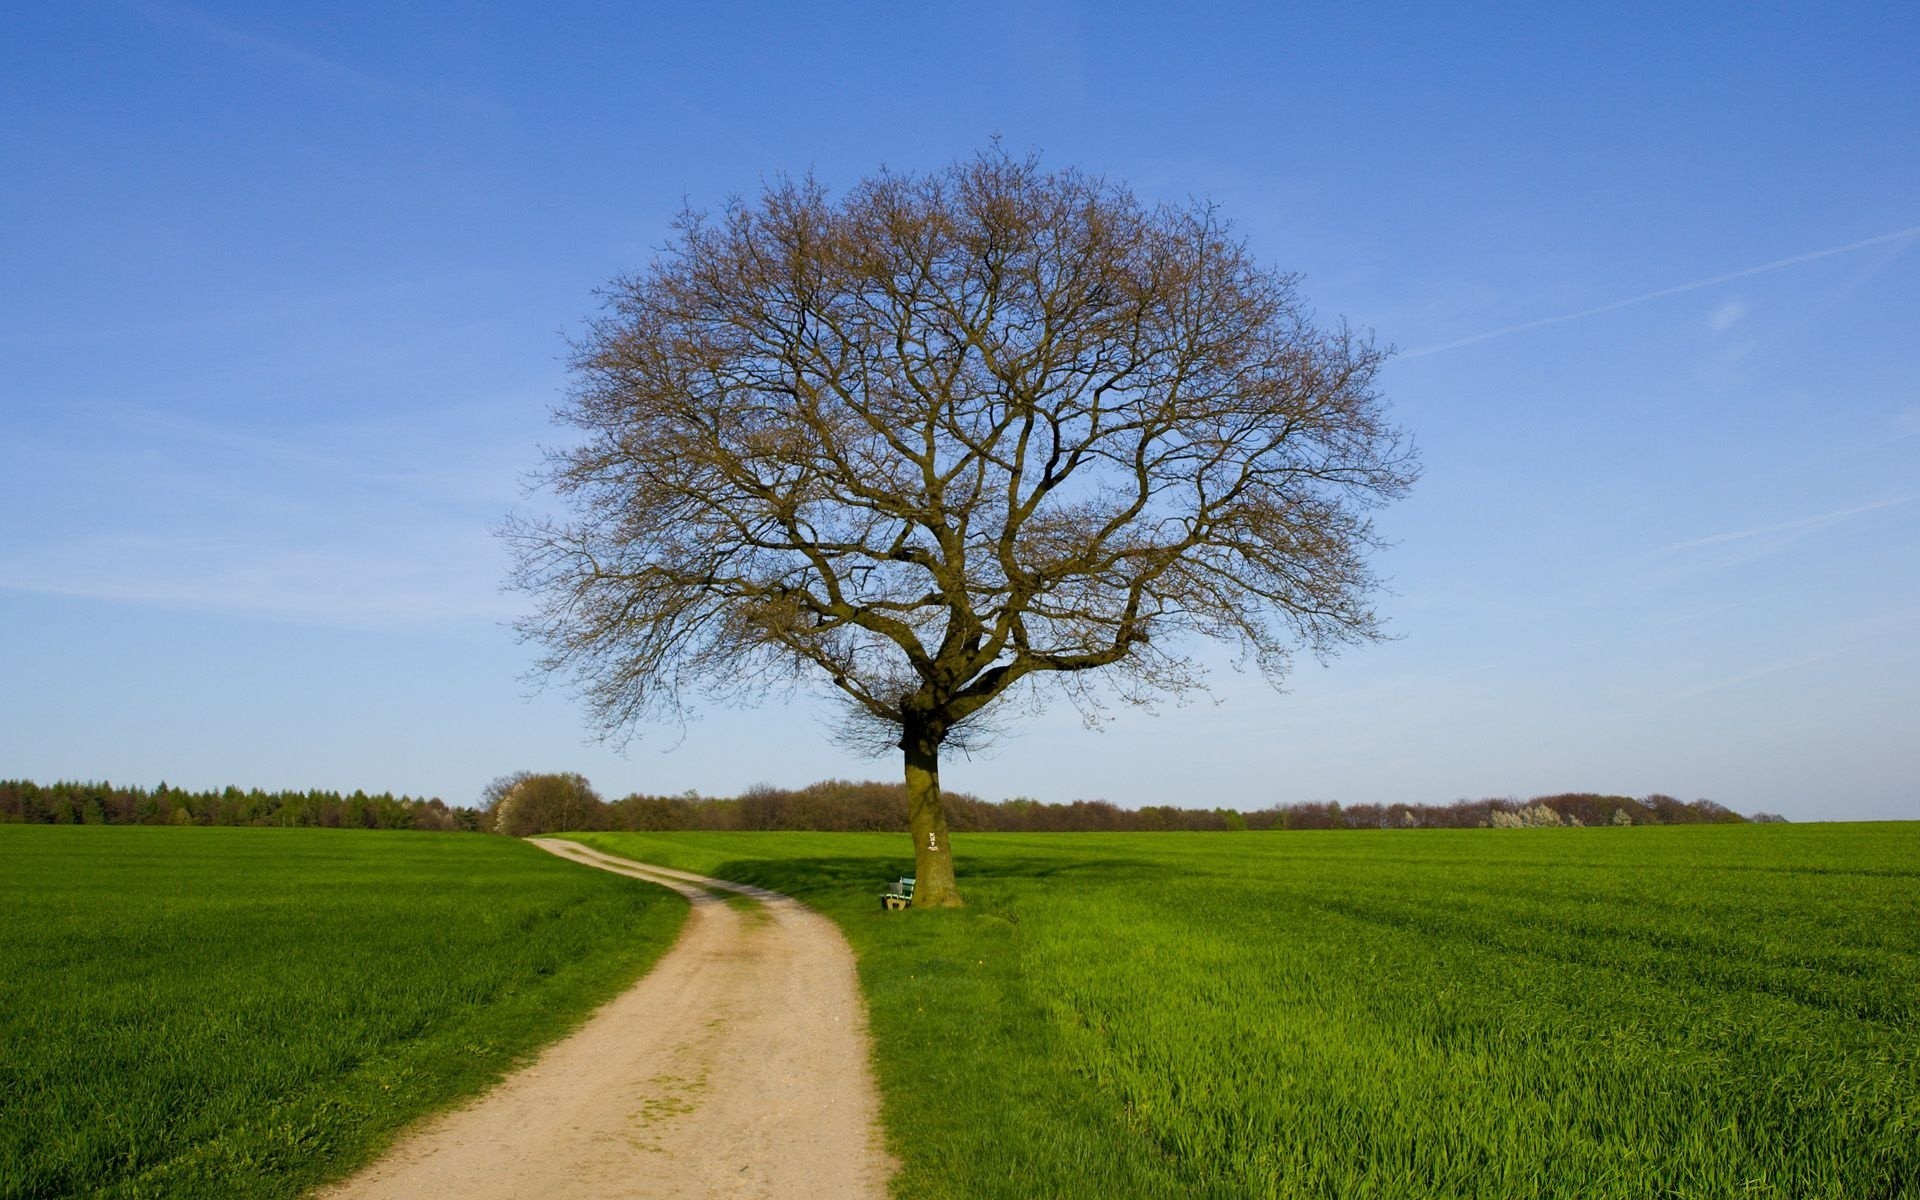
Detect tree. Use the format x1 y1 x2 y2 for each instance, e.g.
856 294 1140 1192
507 147 1417 906
479 771 534 832
487 772 606 838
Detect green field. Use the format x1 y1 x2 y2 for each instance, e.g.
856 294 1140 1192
0 826 687 1200
566 825 1920 1200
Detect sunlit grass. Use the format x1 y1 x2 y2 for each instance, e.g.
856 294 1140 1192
567 824 1920 1200
0 825 687 1200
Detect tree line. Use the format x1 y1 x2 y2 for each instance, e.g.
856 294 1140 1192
0 779 479 830
2 776 1775 835
479 774 1775 836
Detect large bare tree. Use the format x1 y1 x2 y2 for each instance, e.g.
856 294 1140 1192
508 149 1417 906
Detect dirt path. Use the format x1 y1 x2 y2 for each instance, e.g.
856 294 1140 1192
315 839 895 1200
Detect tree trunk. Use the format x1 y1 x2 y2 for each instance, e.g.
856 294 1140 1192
903 732 962 907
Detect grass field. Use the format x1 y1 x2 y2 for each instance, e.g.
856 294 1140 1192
0 825 686 1200
567 825 1920 1200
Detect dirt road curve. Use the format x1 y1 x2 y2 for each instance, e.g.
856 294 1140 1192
315 839 895 1200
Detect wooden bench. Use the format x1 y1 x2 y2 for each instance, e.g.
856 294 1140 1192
880 877 916 911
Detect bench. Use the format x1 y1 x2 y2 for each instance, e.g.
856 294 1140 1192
880 876 916 911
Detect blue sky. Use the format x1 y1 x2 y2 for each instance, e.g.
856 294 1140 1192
3 1 1916 820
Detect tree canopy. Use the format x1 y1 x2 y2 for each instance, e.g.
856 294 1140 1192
508 148 1418 904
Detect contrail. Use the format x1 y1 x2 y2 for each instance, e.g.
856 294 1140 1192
1661 496 1912 552
1402 224 1920 359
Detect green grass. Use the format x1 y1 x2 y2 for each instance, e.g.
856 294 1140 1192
565 825 1920 1200
0 825 687 1200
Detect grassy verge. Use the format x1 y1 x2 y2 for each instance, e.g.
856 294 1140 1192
565 825 1920 1200
0 825 687 1200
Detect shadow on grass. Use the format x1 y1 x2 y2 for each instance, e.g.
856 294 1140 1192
699 854 1164 914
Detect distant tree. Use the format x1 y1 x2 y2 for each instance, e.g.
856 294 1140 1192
734 783 785 831
0 782 25 823
609 793 700 831
479 771 534 833
412 798 462 832
1685 798 1745 824
490 772 607 837
507 147 1417 904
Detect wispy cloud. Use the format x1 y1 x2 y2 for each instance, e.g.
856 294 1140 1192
1662 497 1912 552
0 402 537 630
139 1 505 117
0 535 518 630
1706 299 1748 332
1404 224 1920 359
1665 649 1845 702
1661 606 1920 703
98 400 536 510
1895 406 1920 440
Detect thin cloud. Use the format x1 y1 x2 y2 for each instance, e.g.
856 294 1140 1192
1707 299 1748 332
1662 497 1912 552
1404 224 1920 359
1665 649 1845 703
0 538 518 630
139 2 505 117
1662 607 1919 703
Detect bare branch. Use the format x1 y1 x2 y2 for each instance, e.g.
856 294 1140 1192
509 145 1418 763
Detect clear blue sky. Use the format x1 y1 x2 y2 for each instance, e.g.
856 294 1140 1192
4 2 1916 820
